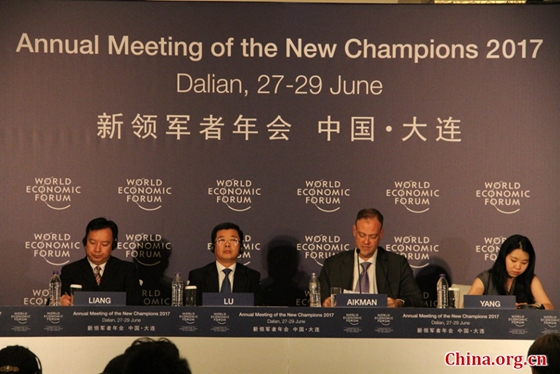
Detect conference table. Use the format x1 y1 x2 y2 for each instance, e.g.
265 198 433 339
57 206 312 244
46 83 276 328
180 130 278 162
1 305 557 373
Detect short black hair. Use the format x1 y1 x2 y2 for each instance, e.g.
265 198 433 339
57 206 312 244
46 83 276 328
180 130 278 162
0 345 41 374
528 333 560 374
355 208 384 227
211 222 244 246
82 217 119 249
121 338 191 374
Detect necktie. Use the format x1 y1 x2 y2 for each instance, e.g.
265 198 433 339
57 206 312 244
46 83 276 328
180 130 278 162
221 268 232 293
355 262 371 293
94 266 102 285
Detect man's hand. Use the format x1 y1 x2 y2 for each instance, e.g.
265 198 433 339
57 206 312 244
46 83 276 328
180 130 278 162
387 297 403 308
60 294 72 306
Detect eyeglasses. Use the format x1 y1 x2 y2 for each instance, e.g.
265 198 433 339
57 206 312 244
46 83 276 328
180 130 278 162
215 238 240 246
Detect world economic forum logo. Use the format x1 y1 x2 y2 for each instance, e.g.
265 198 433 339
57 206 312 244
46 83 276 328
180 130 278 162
26 177 81 210
508 314 528 328
11 312 31 325
238 235 260 267
296 180 350 213
540 315 559 329
386 181 439 214
343 313 362 326
385 235 438 269
374 313 393 327
208 179 262 212
475 182 530 214
119 233 171 266
541 315 560 329
297 234 350 266
474 236 506 262
25 232 79 266
44 311 63 324
117 178 172 211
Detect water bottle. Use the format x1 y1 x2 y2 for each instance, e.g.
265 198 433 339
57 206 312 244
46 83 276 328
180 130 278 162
49 271 61 306
437 274 448 309
309 272 321 307
171 272 184 306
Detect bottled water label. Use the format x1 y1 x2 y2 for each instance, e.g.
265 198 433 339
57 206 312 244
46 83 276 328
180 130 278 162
437 274 448 309
172 273 184 307
49 271 61 306
309 273 321 308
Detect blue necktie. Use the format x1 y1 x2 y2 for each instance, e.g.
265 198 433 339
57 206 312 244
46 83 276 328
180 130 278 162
221 268 232 293
355 262 371 293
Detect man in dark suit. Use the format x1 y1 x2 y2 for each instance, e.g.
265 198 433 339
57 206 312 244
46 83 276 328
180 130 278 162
188 222 261 306
59 217 142 306
319 208 423 308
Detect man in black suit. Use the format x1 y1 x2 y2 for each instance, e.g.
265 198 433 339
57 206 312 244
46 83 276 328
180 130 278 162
59 217 142 306
188 222 261 305
319 208 423 308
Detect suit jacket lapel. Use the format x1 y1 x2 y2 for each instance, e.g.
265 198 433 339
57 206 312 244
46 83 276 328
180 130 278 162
340 251 355 290
375 248 389 295
79 258 99 291
98 256 116 290
206 263 220 292
232 264 247 292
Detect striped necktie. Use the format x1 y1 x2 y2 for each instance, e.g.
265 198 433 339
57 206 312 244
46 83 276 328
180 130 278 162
94 266 102 285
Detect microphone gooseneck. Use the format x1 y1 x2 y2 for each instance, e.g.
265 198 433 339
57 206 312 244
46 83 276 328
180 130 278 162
356 248 362 294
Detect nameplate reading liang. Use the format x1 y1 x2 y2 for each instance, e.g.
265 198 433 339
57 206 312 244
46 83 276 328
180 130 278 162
203 293 254 306
336 294 387 308
463 295 516 309
73 292 126 306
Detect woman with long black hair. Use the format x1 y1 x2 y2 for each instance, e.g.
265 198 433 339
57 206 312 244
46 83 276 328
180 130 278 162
468 234 554 310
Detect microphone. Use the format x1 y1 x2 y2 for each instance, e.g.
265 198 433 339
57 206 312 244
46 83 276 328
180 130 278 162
356 248 362 294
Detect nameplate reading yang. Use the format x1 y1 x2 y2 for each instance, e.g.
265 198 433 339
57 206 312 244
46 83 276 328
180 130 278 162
463 295 516 309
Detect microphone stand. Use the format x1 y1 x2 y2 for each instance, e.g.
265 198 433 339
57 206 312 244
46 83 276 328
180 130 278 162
356 248 362 294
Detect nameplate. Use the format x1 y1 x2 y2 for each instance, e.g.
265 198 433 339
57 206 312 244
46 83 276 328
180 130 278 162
73 292 126 306
335 294 387 308
463 295 516 309
202 293 254 306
